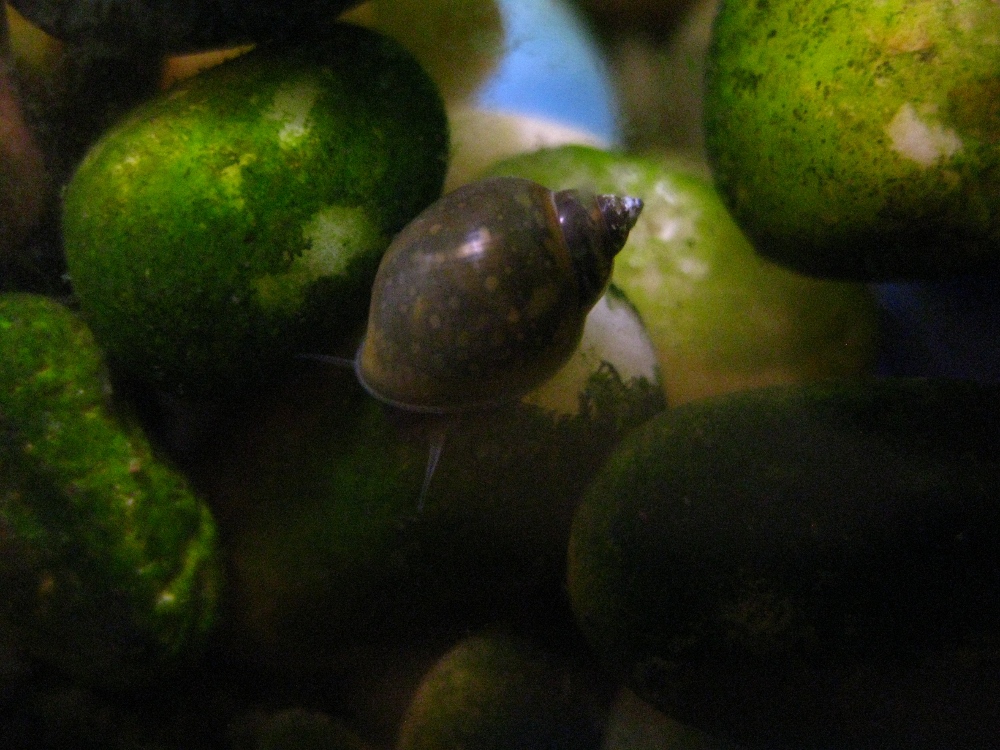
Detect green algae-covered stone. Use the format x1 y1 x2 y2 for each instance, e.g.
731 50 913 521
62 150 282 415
63 24 449 399
0 293 220 687
205 287 663 674
484 145 877 404
568 378 1000 748
397 632 609 750
704 0 1000 279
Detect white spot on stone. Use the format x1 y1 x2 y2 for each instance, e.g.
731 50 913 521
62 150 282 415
650 216 687 243
631 179 697 245
252 206 384 312
609 164 644 193
885 103 963 167
301 205 380 278
522 290 659 417
676 255 710 280
265 79 321 148
157 591 176 608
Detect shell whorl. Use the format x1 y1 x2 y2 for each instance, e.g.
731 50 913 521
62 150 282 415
553 188 643 308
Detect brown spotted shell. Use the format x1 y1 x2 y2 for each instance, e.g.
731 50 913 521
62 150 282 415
356 176 643 412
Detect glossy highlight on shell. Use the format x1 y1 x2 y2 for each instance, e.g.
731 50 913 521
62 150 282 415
356 176 643 412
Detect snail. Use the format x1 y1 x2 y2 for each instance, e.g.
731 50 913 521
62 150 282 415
358 176 643 411
310 175 643 505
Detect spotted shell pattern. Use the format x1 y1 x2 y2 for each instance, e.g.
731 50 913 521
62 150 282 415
356 176 643 412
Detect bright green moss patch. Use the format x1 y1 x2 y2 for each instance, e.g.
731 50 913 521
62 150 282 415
63 24 448 399
0 293 220 687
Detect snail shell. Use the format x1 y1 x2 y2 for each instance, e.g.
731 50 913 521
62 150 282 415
356 176 643 413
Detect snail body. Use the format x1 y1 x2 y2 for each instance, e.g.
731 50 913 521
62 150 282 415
357 176 643 413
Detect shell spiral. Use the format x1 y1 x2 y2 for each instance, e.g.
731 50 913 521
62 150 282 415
356 176 643 412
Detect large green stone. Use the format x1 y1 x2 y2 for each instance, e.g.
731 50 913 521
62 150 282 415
63 24 448 400
705 0 1000 279
0 293 220 687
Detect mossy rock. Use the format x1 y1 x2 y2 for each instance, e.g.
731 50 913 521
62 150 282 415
63 24 448 400
484 145 878 404
569 377 1000 748
0 293 220 687
705 0 1000 279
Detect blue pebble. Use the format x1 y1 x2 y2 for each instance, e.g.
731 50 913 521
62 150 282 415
474 0 622 145
872 269 1000 382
